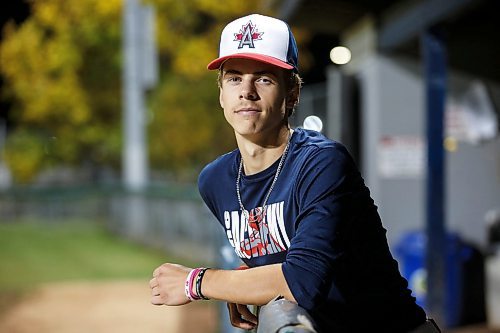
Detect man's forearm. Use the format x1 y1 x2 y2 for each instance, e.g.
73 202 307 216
201 263 296 305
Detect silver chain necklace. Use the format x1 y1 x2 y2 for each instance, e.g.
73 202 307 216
236 131 292 221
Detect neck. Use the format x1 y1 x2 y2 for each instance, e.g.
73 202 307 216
237 126 292 175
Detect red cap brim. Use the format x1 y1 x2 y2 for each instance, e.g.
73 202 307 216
207 53 294 70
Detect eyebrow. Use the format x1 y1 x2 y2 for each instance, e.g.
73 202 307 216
222 69 279 78
222 69 241 76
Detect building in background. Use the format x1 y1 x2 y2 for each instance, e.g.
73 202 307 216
276 0 500 251
273 0 500 328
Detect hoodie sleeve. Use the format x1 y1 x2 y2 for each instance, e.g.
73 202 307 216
281 144 368 310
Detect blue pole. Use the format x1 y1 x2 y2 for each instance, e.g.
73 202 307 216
421 27 447 326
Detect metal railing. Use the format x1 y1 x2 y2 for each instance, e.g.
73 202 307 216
257 297 317 333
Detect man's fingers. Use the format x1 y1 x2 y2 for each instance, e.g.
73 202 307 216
236 303 258 324
151 295 163 305
227 303 257 330
227 303 239 324
149 277 158 288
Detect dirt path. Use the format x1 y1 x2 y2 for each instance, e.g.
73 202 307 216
0 280 218 333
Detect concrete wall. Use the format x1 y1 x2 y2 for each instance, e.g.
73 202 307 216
357 54 424 248
356 53 500 249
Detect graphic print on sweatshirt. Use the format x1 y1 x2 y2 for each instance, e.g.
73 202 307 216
223 201 290 259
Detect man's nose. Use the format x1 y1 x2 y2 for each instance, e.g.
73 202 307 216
239 80 258 100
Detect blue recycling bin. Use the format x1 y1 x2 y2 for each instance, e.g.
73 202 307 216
395 230 473 328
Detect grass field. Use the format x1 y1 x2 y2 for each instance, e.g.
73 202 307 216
0 219 182 313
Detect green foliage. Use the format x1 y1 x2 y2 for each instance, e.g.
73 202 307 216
149 73 235 178
3 130 46 183
1 0 123 182
1 0 268 183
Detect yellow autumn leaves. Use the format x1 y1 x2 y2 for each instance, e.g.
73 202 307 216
0 0 268 183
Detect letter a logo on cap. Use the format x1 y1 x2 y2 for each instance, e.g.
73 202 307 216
207 14 298 72
234 21 263 49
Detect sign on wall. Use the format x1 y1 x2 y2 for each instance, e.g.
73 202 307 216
378 135 425 178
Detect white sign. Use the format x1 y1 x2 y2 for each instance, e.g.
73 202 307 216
378 135 424 178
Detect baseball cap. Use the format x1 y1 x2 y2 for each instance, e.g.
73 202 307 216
207 14 299 72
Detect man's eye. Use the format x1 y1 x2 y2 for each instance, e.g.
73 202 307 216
257 77 272 84
227 77 240 82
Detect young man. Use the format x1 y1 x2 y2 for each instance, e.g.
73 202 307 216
150 14 439 332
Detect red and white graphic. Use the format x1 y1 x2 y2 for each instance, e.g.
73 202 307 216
224 201 290 259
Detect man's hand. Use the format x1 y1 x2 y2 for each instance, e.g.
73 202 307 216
227 302 258 330
150 263 191 306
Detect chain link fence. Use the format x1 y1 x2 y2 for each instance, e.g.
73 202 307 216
0 183 221 264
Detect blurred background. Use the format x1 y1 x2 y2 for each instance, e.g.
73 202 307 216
0 0 499 332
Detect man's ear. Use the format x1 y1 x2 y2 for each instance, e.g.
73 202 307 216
219 89 224 109
286 86 300 110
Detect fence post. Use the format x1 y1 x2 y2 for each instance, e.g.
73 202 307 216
256 296 317 333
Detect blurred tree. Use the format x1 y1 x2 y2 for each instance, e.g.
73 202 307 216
0 0 273 183
1 0 123 183
147 0 269 180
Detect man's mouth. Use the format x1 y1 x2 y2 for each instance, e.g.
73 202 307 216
236 107 261 115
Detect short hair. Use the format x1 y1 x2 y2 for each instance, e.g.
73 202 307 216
285 72 303 118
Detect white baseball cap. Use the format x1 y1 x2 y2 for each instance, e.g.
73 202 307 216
207 14 299 72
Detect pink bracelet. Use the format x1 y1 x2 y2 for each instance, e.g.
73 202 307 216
185 267 211 301
190 268 202 300
185 269 199 301
187 268 204 301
